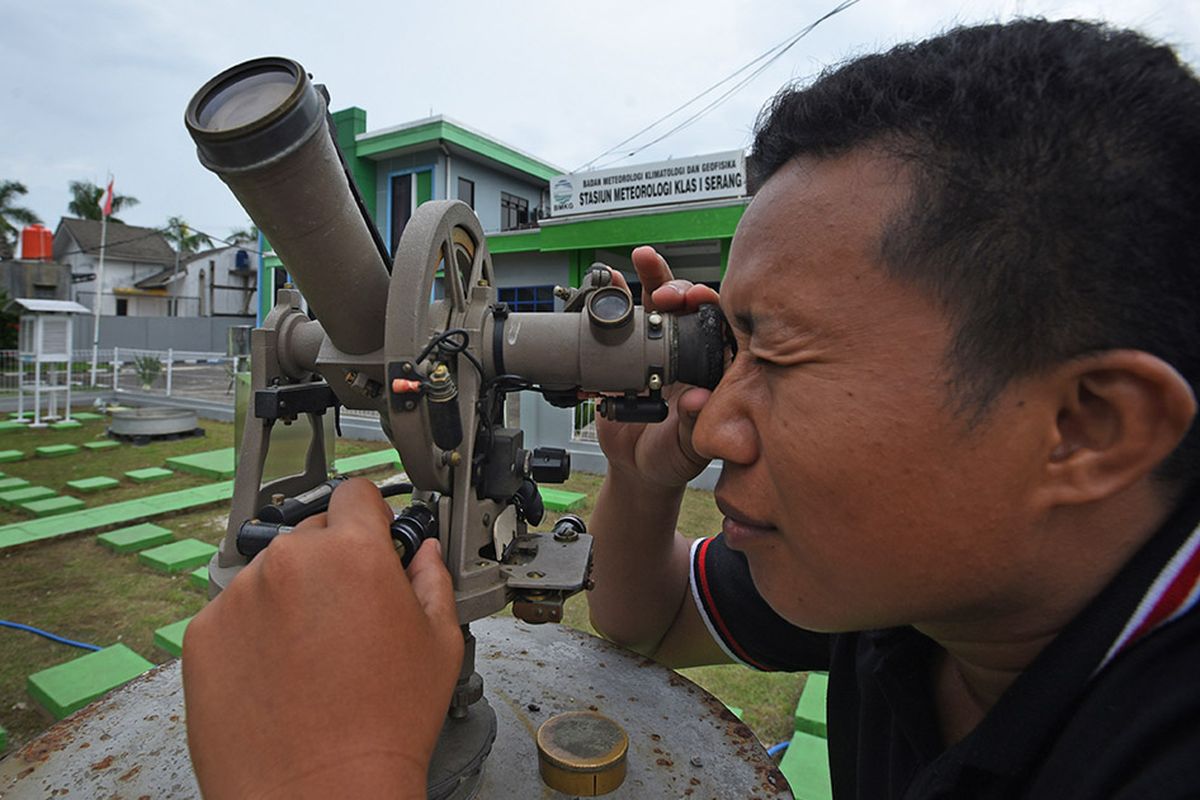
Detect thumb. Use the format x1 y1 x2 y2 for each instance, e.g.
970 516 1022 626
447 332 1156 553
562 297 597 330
407 539 460 633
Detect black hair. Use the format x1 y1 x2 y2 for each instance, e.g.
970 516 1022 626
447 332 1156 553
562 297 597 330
750 18 1200 483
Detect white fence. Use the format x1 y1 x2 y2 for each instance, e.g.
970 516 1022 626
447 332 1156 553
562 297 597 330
0 348 237 401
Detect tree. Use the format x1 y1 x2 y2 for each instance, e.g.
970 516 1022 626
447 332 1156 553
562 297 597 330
164 216 214 255
228 224 259 247
67 179 139 223
0 180 41 259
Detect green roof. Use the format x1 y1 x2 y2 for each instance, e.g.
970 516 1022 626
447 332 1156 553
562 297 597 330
355 116 560 182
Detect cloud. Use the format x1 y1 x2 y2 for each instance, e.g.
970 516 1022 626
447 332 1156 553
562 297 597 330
2 0 1195 239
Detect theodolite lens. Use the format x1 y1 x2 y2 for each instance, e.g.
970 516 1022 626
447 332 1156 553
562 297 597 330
193 66 295 131
185 57 324 172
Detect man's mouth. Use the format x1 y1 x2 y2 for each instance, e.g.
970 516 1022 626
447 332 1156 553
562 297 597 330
715 495 776 548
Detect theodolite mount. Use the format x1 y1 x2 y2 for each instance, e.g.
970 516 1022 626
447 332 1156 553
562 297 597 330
185 56 726 798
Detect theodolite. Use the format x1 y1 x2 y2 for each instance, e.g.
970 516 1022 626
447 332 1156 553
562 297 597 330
185 57 726 798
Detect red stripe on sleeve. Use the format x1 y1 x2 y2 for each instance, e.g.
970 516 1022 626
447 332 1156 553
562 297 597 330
696 538 772 671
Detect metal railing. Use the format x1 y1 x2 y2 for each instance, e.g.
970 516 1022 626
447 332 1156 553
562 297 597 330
572 398 599 443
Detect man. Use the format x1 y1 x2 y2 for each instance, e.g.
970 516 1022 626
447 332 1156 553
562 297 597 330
184 18 1200 798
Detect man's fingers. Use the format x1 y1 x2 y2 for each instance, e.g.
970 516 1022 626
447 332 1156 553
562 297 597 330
684 283 721 311
631 246 674 306
325 478 394 540
407 539 460 634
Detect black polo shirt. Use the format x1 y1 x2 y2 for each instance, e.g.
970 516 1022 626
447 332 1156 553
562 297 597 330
689 490 1200 798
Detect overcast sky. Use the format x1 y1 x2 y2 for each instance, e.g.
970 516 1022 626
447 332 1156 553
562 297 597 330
2 0 1196 244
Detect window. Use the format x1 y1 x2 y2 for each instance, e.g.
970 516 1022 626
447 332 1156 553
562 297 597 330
500 192 529 231
390 170 433 253
390 173 413 253
458 177 475 209
116 298 128 316
497 285 555 312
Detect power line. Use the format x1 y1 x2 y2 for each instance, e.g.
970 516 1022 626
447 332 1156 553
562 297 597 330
574 0 861 173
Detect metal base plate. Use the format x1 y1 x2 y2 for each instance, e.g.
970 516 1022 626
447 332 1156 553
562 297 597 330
0 618 792 798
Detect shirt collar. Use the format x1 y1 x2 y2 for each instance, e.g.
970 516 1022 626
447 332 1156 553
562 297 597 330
955 485 1200 778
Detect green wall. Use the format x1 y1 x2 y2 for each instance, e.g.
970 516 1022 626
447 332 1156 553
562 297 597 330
332 107 376 219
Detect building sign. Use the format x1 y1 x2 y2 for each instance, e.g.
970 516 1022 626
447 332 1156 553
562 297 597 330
550 150 746 218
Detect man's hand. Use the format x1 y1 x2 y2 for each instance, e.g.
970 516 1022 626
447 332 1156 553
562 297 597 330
596 245 721 488
182 478 464 800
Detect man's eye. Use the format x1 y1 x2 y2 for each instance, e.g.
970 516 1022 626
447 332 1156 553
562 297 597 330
721 320 739 369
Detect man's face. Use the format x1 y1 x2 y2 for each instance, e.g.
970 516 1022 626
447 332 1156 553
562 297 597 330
692 151 1055 633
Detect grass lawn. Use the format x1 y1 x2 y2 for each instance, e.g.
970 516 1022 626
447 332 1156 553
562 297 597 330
0 411 804 755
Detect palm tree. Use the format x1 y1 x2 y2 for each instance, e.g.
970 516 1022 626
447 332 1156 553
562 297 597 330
67 179 139 223
228 224 259 246
164 216 214 255
0 180 42 259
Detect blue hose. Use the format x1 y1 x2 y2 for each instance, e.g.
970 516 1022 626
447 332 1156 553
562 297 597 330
0 619 102 651
767 740 790 758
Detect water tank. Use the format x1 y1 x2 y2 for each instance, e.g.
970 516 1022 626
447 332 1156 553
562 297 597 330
21 224 53 261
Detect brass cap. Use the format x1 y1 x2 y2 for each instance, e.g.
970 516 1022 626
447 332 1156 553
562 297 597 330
535 711 629 796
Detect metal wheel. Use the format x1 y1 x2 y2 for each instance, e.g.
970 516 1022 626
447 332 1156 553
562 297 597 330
385 200 495 492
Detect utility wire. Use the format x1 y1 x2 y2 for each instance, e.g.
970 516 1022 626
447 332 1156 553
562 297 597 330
574 0 860 173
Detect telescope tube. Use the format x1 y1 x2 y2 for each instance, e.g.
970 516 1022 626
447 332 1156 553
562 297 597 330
185 57 390 355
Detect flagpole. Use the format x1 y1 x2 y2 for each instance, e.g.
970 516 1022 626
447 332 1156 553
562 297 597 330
89 177 113 387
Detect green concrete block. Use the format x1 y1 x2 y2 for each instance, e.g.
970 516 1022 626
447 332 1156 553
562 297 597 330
8 412 32 420
97 523 175 554
189 565 209 590
0 420 27 431
137 538 217 573
333 449 401 475
795 672 828 739
36 444 80 458
125 467 174 483
21 496 87 517
539 487 587 512
27 644 154 720
0 486 56 508
0 529 32 549
778 731 832 800
165 447 236 479
0 477 31 491
51 420 83 430
66 476 121 493
0 480 233 552
0 450 24 463
83 440 120 450
70 412 104 421
153 616 193 658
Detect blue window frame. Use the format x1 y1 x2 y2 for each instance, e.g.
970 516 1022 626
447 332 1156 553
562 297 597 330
498 285 555 312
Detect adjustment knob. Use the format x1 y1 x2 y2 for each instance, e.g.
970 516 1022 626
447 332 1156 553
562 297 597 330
530 447 571 483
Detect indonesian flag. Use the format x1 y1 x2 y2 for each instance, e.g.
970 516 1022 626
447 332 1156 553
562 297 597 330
102 178 114 217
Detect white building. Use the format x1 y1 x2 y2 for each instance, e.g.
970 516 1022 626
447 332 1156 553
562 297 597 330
177 245 257 317
53 217 178 316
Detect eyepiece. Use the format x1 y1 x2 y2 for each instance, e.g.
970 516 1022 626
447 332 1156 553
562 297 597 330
185 57 324 172
673 304 727 390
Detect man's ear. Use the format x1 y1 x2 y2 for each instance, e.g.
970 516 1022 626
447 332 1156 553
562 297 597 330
1038 351 1196 507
